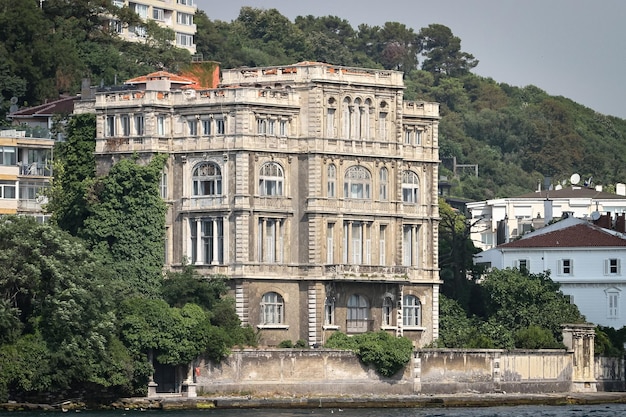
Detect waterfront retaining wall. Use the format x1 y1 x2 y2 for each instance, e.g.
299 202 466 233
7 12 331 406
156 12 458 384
192 349 624 396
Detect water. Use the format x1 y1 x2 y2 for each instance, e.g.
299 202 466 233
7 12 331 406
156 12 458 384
3 405 626 417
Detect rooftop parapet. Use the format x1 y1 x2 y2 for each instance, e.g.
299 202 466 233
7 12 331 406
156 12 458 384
220 62 405 88
403 101 440 119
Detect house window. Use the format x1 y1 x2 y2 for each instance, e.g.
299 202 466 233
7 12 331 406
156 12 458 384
402 170 419 203
559 259 573 275
324 296 335 325
259 162 284 196
379 167 388 201
403 295 421 327
134 115 144 136
261 292 284 325
379 111 388 141
110 19 122 33
131 3 148 19
0 146 16 166
160 171 168 199
327 164 336 198
279 120 287 136
0 182 16 199
326 222 334 264
120 115 131 136
516 259 529 271
192 162 222 196
189 218 224 265
341 97 351 139
19 182 45 200
157 116 165 136
257 118 267 134
258 218 283 263
343 221 371 265
403 224 419 267
347 294 369 333
379 224 387 265
153 8 164 21
267 120 275 135
188 119 198 136
202 119 211 135
216 118 225 134
605 259 621 275
344 166 371 199
415 130 422 145
404 129 412 145
177 0 194 6
382 296 393 326
106 115 116 137
607 290 620 318
177 12 193 25
176 33 194 47
326 107 336 137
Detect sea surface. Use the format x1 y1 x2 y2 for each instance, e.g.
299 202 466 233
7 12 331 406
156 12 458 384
3 405 626 417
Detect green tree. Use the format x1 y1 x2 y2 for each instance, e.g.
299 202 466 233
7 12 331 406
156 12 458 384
81 155 168 299
418 23 478 77
482 268 585 341
48 113 96 235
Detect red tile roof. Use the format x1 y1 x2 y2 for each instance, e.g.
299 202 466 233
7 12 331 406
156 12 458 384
501 223 626 248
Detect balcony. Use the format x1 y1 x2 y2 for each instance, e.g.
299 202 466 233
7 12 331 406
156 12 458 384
324 264 410 282
346 319 373 334
18 162 51 177
181 195 228 212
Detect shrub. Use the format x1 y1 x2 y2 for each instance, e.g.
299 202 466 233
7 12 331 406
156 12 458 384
277 340 294 348
324 331 412 377
514 325 562 349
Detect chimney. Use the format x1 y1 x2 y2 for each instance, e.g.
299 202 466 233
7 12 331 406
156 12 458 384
616 213 626 233
544 199 553 226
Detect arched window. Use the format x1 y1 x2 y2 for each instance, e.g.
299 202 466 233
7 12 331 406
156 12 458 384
344 166 371 199
192 162 222 196
382 296 393 326
403 295 421 327
259 162 284 196
402 170 419 203
347 294 369 333
261 292 284 324
327 164 336 197
341 97 351 138
379 167 388 201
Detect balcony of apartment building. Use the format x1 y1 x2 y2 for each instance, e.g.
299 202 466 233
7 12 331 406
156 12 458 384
323 264 412 282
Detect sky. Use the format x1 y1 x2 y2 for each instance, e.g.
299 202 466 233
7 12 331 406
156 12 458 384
194 0 626 119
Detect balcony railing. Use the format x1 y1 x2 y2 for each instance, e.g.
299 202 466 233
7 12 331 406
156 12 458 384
346 319 373 334
325 264 410 281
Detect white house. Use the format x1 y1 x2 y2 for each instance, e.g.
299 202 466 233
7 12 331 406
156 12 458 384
475 215 626 329
467 186 626 251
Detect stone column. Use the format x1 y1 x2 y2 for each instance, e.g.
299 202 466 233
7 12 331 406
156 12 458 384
562 323 597 392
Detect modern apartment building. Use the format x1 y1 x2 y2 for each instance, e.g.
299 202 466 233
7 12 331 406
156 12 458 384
0 129 53 222
80 62 441 348
109 0 197 53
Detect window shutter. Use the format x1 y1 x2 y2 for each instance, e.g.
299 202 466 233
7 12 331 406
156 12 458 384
605 259 609 275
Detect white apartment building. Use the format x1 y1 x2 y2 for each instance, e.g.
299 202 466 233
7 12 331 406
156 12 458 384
109 0 197 53
476 216 626 328
79 61 441 350
467 187 626 251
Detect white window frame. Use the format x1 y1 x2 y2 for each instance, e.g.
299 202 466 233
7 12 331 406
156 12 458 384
176 32 194 47
343 166 371 199
607 290 620 319
259 162 284 196
402 170 420 204
192 162 222 196
605 259 621 275
402 295 421 327
177 12 193 25
327 164 336 198
558 259 573 275
382 296 393 327
260 292 285 326
379 167 388 201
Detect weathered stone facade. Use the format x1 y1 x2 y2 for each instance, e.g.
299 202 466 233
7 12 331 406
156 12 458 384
87 62 440 348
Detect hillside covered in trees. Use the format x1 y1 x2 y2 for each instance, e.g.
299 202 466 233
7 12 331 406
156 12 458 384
3 1 626 200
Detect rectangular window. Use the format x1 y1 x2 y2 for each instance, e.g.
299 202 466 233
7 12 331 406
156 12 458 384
403 225 412 266
404 129 412 145
279 120 287 136
106 115 116 137
176 32 193 47
110 19 122 33
134 115 144 136
153 8 164 21
202 119 211 135
112 0 124 7
177 0 194 5
516 259 529 270
121 115 130 136
326 108 336 138
19 183 44 200
415 130 422 145
324 298 335 325
0 147 16 166
216 118 225 134
160 172 168 199
379 112 387 141
608 293 619 318
131 3 148 19
188 119 198 136
177 12 193 25
606 259 621 275
379 225 386 265
257 119 267 134
0 181 16 199
190 218 224 264
559 259 573 275
268 120 275 135
259 218 283 263
157 116 165 136
326 223 334 264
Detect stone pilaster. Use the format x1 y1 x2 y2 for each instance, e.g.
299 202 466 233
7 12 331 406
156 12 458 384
562 323 597 392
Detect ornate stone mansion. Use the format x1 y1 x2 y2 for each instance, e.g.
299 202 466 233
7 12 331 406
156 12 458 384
79 61 441 347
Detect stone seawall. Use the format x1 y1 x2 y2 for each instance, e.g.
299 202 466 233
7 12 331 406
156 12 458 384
191 348 624 396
